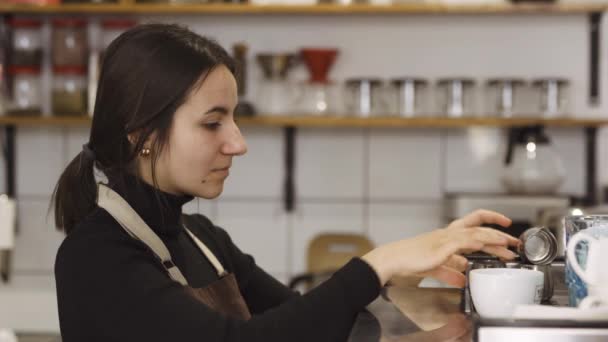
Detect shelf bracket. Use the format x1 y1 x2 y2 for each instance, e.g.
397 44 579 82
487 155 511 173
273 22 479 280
589 11 603 106
284 126 296 212
583 126 598 206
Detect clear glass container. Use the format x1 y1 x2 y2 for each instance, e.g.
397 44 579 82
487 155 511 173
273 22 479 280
8 18 43 66
387 78 428 117
255 53 298 116
296 82 338 115
501 126 566 195
486 78 525 118
52 18 88 67
8 66 42 115
52 66 88 116
344 78 384 117
532 78 570 118
437 78 476 117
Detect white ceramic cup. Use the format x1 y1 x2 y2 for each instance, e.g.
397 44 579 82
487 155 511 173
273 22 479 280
579 286 608 309
470 268 544 318
567 232 608 287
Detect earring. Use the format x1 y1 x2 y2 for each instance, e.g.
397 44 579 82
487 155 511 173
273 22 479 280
140 148 151 157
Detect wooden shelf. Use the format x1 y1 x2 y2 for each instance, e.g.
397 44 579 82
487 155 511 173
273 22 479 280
237 115 608 127
0 2 606 15
1 114 607 128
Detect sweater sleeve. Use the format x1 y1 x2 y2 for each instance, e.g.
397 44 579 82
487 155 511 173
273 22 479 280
55 228 381 342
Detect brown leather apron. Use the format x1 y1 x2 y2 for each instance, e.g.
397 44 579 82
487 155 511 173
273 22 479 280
97 183 251 321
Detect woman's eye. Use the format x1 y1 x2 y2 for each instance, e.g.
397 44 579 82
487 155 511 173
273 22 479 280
203 122 222 130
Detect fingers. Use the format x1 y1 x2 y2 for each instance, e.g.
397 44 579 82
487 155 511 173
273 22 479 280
481 245 518 260
456 209 512 229
437 228 517 260
422 265 467 288
445 254 468 272
473 227 521 247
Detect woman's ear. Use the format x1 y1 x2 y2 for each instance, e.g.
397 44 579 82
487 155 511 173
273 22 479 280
127 131 156 149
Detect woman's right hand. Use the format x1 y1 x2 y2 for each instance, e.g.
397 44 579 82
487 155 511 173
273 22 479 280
361 210 521 287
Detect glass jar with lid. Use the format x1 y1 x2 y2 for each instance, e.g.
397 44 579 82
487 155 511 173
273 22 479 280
8 66 42 115
437 78 476 118
387 78 429 117
52 66 88 116
52 18 88 67
344 78 385 117
532 78 570 118
8 18 43 67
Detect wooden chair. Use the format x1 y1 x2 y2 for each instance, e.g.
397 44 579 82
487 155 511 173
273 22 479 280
289 233 375 291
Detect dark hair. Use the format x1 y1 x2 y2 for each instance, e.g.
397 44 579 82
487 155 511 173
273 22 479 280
52 24 236 234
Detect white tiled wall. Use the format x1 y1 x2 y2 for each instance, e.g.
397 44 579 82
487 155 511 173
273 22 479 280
291 202 366 274
215 200 289 275
2 12 608 333
297 128 366 199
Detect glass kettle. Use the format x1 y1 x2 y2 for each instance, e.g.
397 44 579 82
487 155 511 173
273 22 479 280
501 126 566 195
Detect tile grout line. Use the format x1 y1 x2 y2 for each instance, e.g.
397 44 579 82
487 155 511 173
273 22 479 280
362 128 371 236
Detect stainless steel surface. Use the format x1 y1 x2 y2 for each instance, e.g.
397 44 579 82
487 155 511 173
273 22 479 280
477 327 608 342
519 227 558 265
347 272 606 341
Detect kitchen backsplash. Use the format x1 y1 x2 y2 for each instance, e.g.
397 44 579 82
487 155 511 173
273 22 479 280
2 12 608 333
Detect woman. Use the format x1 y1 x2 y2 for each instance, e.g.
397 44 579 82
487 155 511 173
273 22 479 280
52 24 519 342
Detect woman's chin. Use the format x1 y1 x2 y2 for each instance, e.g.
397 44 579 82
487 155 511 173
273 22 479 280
196 183 224 200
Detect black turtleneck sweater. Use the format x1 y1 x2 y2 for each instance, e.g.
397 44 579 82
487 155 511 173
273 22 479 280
54 175 381 342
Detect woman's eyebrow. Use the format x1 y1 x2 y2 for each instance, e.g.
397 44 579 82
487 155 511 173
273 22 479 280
204 106 229 115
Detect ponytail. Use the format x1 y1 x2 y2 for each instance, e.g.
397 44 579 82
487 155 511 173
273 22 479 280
52 144 98 234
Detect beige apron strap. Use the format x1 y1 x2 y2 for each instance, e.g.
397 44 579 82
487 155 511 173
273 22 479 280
96 183 189 286
183 228 227 278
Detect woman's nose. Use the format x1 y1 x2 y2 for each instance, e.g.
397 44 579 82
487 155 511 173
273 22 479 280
222 121 247 156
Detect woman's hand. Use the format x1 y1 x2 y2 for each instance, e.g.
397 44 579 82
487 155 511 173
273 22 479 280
361 210 521 287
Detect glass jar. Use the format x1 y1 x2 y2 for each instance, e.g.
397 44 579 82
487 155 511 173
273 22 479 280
344 78 384 117
388 78 428 117
486 78 525 118
532 78 570 118
8 66 42 115
8 18 43 67
437 78 476 117
52 18 88 67
52 66 88 116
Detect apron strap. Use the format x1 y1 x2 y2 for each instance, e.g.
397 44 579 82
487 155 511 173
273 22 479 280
97 184 189 286
183 228 228 277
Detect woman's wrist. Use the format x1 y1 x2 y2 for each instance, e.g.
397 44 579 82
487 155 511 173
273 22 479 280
361 248 390 287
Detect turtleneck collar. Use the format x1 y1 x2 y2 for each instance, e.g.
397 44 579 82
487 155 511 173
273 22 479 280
107 173 194 237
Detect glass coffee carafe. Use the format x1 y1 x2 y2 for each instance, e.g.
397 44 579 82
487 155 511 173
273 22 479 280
501 125 566 195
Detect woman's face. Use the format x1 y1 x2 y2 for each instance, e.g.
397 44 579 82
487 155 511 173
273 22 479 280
140 65 248 198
